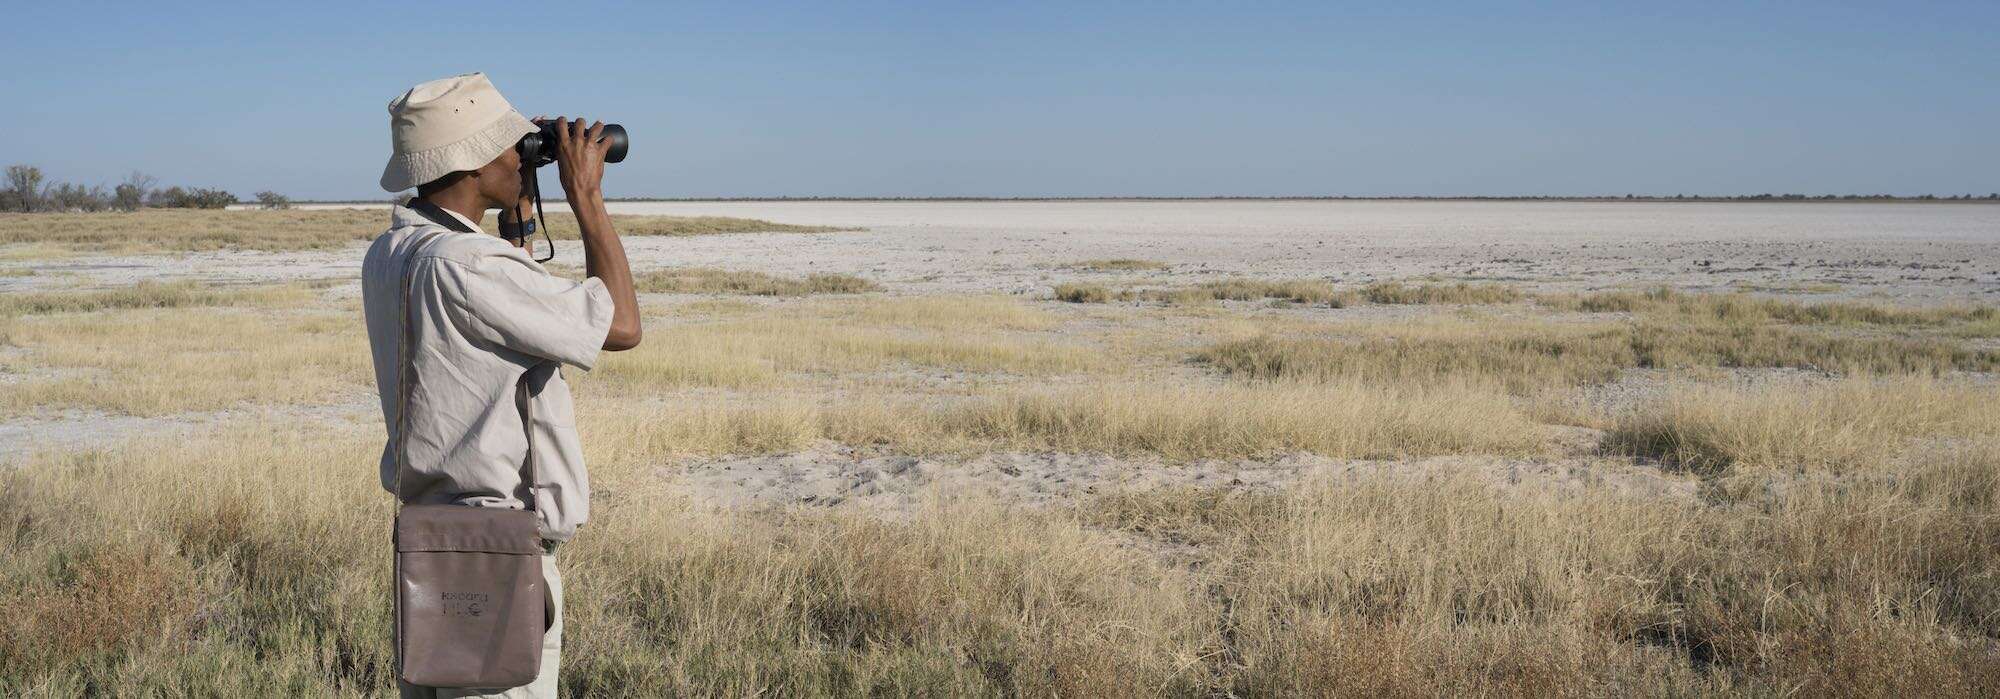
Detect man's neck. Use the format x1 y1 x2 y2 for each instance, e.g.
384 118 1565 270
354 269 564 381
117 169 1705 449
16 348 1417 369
416 188 488 230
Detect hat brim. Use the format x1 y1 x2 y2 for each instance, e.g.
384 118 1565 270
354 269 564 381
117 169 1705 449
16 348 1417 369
381 111 537 192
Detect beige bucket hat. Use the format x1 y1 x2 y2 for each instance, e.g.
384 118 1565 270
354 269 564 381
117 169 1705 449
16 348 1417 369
380 72 537 192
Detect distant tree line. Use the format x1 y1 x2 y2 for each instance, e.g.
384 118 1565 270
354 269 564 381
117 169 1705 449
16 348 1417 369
0 164 294 213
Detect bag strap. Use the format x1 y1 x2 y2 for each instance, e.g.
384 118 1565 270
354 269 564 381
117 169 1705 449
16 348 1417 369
392 228 451 505
515 366 542 514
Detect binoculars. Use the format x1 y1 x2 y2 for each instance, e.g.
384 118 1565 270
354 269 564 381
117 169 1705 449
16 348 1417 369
517 122 629 168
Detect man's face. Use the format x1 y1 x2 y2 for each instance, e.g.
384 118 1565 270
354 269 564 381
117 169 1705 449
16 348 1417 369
475 145 525 208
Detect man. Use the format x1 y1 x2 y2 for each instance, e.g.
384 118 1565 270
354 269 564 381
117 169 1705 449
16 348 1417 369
362 72 642 697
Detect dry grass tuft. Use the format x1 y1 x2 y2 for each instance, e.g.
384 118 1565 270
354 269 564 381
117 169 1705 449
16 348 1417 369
0 280 318 316
1059 258 1171 272
1363 281 1525 305
1200 317 1999 394
635 267 880 296
835 295 1057 331
1054 278 1350 307
586 380 1544 460
1184 278 1350 306
1201 461 2000 695
1545 286 1999 328
0 304 371 416
585 316 1103 391
0 208 385 253
1200 322 1635 393
1604 379 2000 475
1053 282 1117 303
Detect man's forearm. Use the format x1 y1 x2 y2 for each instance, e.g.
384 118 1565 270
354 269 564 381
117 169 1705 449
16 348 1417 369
572 193 643 350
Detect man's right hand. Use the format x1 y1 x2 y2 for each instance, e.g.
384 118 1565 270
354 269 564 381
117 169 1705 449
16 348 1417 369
549 117 611 205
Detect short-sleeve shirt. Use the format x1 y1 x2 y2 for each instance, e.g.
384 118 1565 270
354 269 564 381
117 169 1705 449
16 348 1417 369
362 204 615 541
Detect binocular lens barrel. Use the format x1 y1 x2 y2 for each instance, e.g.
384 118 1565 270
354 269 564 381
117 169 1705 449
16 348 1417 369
600 124 629 164
519 122 628 167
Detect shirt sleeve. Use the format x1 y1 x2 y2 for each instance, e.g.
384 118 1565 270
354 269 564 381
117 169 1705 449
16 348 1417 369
430 242 617 371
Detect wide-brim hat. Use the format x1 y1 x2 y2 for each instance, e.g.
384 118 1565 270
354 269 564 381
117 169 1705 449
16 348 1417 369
380 72 537 192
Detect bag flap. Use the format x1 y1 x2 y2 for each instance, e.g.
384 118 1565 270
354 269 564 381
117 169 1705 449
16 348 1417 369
396 504 542 554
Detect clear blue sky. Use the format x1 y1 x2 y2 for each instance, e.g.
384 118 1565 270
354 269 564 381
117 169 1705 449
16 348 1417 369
4 1 1995 199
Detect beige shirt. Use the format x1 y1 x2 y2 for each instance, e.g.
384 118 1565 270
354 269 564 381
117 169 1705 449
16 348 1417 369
362 205 615 541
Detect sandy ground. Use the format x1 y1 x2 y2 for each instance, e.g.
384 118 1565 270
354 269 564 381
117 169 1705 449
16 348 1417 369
10 201 2000 302
5 201 1996 506
655 442 1696 519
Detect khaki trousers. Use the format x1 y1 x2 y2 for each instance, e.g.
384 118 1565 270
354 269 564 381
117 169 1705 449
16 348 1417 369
399 553 562 699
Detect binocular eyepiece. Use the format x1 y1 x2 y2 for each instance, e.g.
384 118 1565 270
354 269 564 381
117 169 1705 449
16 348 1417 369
518 122 628 168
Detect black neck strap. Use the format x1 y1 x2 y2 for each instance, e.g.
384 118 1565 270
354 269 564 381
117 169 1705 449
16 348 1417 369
408 200 478 234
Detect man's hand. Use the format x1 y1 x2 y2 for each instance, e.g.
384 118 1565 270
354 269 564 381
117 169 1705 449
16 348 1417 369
550 117 610 202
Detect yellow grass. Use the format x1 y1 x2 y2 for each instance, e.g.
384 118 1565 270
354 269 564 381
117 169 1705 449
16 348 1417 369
0 208 846 254
1363 281 1525 305
834 295 1057 331
583 380 1545 461
1198 459 2000 695
582 317 1106 392
0 424 1222 694
6 275 2000 694
0 305 373 416
1544 286 2000 328
1605 378 2000 475
1199 320 1636 393
7 424 1996 694
1200 318 2000 394
1054 278 1351 306
0 280 319 316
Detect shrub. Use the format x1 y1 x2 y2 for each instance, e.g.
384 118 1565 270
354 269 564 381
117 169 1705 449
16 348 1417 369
149 186 238 209
44 182 111 212
254 191 292 210
1054 283 1116 303
4 164 44 212
113 172 156 212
